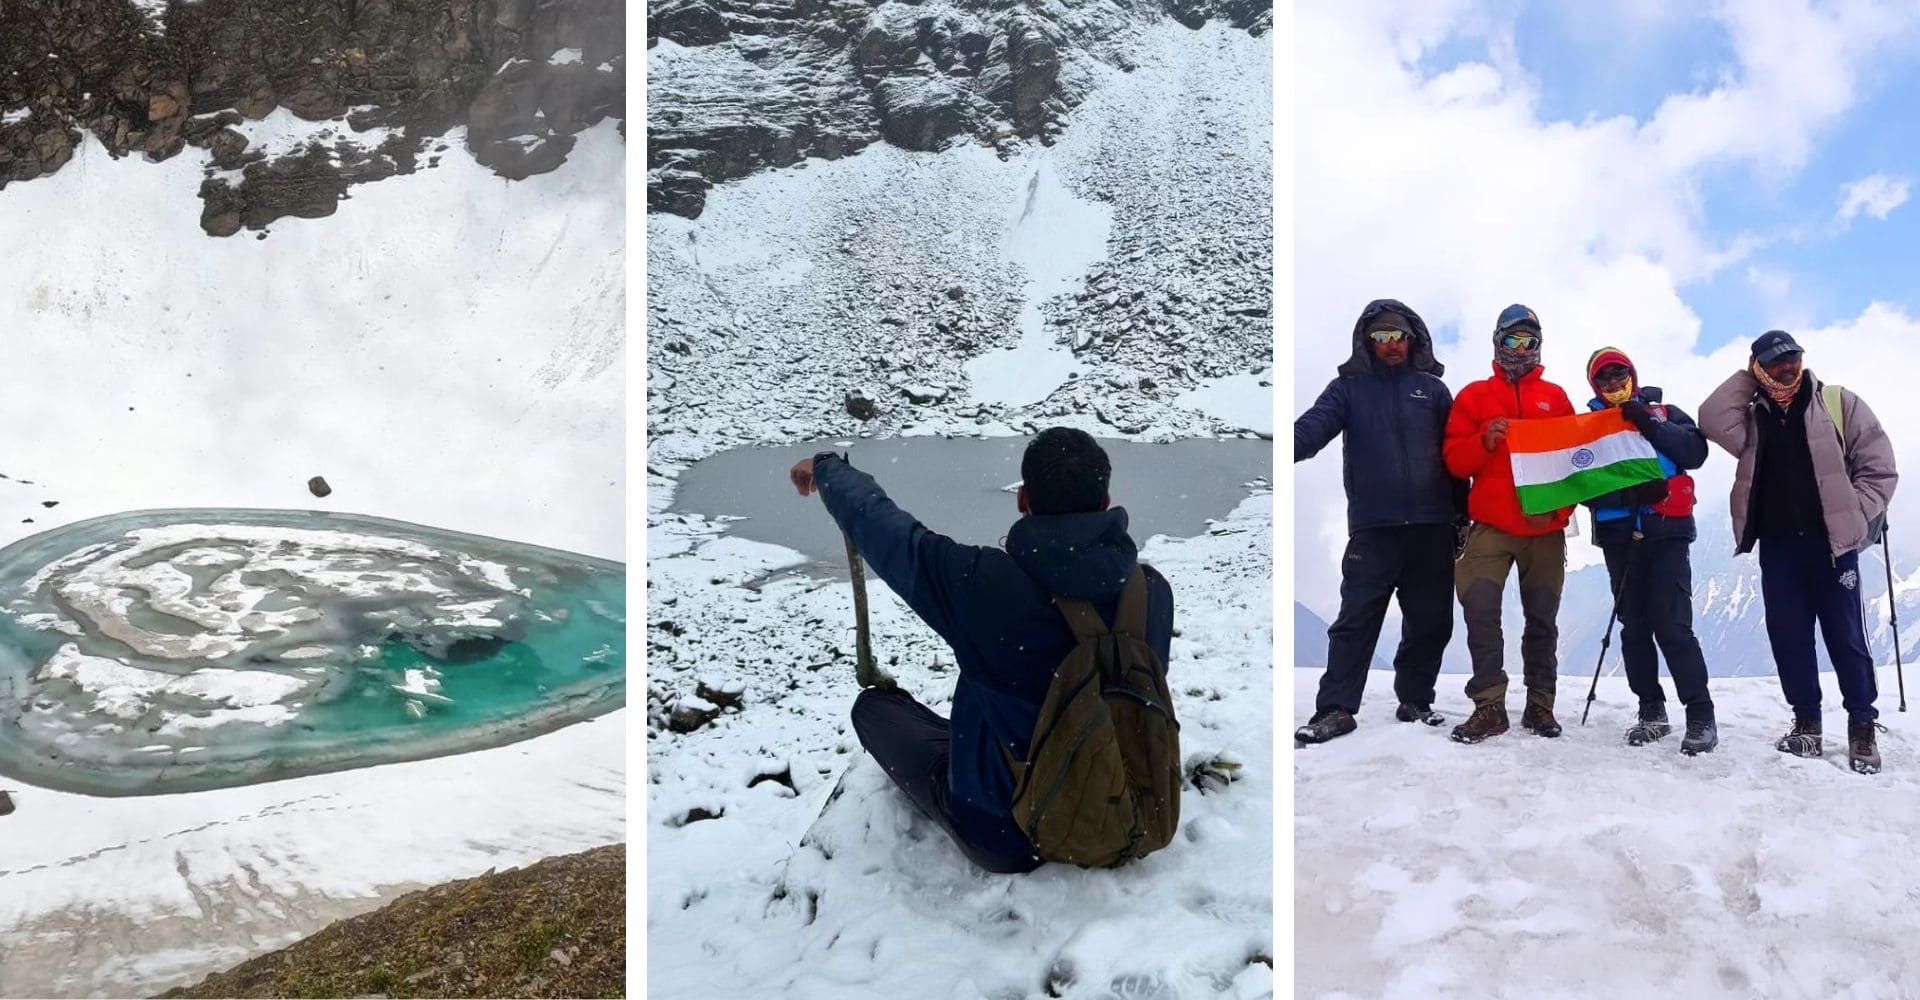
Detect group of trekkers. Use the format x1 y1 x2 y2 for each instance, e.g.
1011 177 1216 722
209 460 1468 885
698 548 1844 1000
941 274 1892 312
1294 300 1900 775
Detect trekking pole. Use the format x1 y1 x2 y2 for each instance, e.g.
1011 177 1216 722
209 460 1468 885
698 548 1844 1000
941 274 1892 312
1582 532 1641 726
1884 526 1906 712
843 532 895 691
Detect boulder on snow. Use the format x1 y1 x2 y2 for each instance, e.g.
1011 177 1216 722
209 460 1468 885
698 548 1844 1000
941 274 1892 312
900 384 949 405
668 697 721 733
844 389 878 421
307 476 332 498
0 789 13 816
695 678 745 710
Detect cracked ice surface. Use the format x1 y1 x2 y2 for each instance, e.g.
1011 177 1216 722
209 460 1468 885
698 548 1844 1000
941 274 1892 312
0 509 625 796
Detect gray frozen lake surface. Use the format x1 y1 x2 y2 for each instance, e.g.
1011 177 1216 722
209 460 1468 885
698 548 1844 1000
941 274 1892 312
672 436 1272 571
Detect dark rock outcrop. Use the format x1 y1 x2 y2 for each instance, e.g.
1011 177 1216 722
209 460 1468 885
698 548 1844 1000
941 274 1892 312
0 0 626 235
646 0 1272 218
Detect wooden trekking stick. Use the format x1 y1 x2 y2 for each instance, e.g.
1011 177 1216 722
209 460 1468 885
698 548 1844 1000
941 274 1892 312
843 532 895 690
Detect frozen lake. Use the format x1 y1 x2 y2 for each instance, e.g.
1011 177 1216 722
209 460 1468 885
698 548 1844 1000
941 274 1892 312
671 435 1271 572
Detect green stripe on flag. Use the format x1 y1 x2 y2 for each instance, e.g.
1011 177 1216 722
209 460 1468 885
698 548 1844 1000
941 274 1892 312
1513 458 1666 515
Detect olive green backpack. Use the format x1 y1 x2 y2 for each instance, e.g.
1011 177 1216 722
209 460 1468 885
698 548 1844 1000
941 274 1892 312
1820 382 1887 544
1002 567 1181 868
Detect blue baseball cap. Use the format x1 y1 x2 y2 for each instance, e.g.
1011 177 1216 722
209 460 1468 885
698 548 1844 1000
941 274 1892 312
1495 303 1541 334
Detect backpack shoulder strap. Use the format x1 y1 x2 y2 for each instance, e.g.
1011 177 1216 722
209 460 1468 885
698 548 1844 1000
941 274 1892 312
1053 596 1109 643
1115 567 1148 636
1822 382 1847 455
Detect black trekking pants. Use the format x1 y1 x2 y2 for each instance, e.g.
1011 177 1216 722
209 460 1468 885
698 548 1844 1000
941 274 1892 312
1759 535 1878 721
1602 537 1714 724
1316 523 1454 715
849 688 1042 874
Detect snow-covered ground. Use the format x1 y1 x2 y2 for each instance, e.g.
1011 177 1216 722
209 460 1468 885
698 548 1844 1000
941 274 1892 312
0 709 623 998
648 496 1273 999
1293 667 1920 999
0 101 624 996
0 119 624 559
647 13 1271 996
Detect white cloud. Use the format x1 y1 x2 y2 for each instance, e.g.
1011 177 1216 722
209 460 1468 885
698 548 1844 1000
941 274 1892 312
1293 0 1920 615
1836 172 1911 226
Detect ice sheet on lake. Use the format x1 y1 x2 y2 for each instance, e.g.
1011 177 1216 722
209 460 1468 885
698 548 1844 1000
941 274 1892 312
0 509 625 796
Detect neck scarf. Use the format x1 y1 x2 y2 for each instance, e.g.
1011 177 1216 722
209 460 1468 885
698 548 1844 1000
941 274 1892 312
1495 344 1539 381
1751 359 1802 409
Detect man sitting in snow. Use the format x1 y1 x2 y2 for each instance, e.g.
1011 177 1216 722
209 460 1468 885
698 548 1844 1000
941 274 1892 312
789 427 1174 872
1699 331 1897 773
1293 299 1460 744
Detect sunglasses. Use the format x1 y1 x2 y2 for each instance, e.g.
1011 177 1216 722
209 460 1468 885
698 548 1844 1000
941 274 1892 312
1500 333 1540 351
1367 329 1407 344
1594 366 1631 386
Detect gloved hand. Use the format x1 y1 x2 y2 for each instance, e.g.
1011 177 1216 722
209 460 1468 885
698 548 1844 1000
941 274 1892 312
1453 517 1472 560
1619 400 1656 434
1185 751 1243 794
1629 478 1669 507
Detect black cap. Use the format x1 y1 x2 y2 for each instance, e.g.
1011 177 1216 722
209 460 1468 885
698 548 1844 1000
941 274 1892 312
1495 303 1541 335
1751 330 1804 364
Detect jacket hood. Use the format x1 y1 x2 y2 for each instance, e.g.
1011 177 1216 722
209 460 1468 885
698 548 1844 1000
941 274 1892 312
1006 507 1140 601
1338 299 1444 378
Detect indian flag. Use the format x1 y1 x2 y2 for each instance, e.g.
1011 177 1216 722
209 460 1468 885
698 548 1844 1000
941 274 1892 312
1508 409 1664 515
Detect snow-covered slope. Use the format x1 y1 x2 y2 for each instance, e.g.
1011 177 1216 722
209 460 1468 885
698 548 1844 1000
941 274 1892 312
648 497 1273 999
0 121 624 559
0 78 624 999
1294 667 1920 998
646 20 1271 467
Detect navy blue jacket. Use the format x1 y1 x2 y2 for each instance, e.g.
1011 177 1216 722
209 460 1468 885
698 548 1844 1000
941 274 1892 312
813 455 1175 861
1579 387 1708 546
1294 299 1461 531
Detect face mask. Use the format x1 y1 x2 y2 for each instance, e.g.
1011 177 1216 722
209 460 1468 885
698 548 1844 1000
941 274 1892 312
1601 379 1634 405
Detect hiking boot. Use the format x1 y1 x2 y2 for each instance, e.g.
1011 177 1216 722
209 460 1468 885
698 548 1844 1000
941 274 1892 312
1395 702 1446 726
1625 704 1672 746
1849 720 1886 775
1776 717 1823 758
1521 702 1563 738
1680 719 1718 756
1295 707 1356 745
1450 702 1508 744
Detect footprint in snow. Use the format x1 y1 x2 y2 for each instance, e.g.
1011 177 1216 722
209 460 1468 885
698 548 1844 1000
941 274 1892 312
1105 973 1177 1000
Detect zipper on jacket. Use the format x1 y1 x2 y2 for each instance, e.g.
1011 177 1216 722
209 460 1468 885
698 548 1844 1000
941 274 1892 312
1392 368 1411 525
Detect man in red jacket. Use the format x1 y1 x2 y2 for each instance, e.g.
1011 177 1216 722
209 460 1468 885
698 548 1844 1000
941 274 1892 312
1444 304 1577 743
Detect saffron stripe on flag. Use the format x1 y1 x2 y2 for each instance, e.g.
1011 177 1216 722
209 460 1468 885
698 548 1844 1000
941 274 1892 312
1506 407 1635 452
1515 459 1666 514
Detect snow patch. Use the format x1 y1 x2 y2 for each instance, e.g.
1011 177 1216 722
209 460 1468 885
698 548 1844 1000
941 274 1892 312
1175 370 1273 436
962 155 1113 409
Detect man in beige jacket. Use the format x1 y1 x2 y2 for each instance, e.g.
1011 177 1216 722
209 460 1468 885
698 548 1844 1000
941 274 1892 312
1699 330 1898 773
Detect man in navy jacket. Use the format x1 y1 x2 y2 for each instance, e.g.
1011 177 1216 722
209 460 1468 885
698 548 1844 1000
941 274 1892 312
1293 299 1460 744
790 427 1174 873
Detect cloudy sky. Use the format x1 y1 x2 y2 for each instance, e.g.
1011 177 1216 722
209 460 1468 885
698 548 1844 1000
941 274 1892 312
1292 0 1920 615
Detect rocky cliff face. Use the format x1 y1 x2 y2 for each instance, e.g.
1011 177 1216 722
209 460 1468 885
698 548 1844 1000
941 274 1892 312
646 0 1270 219
0 0 624 235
